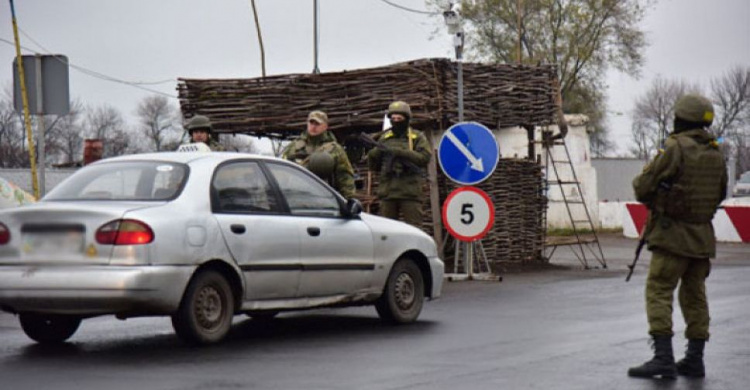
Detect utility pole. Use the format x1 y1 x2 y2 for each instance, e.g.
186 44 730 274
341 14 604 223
312 0 320 74
9 0 39 198
439 1 464 121
517 0 523 64
250 0 266 77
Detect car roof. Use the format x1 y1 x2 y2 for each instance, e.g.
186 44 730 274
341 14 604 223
88 152 281 166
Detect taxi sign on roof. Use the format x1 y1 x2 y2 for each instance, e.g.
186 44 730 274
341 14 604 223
177 143 212 153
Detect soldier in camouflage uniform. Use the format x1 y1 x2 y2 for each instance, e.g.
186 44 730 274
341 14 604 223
183 115 225 151
281 111 356 199
367 101 432 228
628 94 728 379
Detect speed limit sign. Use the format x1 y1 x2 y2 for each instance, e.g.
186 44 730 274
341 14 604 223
442 186 495 242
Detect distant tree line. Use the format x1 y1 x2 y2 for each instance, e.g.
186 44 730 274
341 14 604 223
630 65 750 177
0 87 255 169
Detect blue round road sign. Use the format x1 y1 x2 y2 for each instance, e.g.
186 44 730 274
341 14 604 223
438 122 499 185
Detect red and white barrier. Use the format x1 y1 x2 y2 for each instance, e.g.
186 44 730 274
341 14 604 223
623 200 750 243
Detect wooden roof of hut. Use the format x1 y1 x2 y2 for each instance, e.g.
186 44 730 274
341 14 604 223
177 58 560 140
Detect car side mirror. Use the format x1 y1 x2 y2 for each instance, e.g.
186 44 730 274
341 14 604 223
344 198 363 217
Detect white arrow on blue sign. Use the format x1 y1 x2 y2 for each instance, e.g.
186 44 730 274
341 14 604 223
438 122 499 185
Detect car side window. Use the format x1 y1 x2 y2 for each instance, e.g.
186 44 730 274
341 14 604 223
266 163 341 217
212 161 280 213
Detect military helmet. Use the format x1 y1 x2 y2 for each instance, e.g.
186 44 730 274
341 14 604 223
674 94 714 125
186 115 213 133
307 151 335 179
387 101 412 118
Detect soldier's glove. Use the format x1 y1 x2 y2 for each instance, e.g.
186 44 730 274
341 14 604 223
289 151 308 160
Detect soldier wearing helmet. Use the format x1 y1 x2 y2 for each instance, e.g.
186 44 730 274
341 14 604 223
281 111 355 199
629 94 728 379
183 115 225 151
367 101 432 228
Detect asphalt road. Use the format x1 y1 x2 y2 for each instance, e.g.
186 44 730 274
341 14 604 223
1 234 748 390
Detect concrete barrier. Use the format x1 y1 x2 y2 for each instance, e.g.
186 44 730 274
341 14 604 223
623 200 750 243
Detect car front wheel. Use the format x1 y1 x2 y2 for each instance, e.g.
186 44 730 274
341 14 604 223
19 313 81 344
172 270 235 345
375 257 425 324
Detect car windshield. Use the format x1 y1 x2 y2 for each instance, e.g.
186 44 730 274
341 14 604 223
44 161 189 201
739 173 750 184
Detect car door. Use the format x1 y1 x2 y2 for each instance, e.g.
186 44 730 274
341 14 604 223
211 160 301 301
264 162 375 298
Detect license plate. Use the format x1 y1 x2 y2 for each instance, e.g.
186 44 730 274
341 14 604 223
22 231 85 256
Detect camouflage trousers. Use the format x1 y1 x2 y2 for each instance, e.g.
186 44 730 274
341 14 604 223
646 250 711 340
380 200 423 228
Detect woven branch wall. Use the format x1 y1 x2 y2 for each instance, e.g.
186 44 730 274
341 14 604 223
438 159 546 269
178 58 558 139
352 146 546 268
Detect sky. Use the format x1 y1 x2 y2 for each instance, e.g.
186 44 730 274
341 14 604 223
1 0 749 155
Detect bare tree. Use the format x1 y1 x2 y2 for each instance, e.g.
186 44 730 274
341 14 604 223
86 104 124 139
84 104 133 157
0 86 25 168
136 95 179 152
219 134 257 153
54 99 85 165
710 66 750 176
629 77 700 159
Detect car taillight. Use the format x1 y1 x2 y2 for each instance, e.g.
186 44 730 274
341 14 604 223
0 223 9 245
95 219 154 245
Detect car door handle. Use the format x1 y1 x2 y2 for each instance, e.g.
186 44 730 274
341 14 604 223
230 224 246 234
307 227 321 237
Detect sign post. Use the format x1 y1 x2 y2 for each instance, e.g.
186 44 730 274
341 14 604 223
438 122 500 281
13 54 70 197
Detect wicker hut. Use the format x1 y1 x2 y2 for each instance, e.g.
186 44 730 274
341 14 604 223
178 58 558 270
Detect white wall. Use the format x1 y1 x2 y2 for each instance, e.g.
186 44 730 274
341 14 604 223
599 201 627 230
495 115 599 229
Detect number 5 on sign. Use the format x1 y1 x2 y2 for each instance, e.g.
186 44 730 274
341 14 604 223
442 186 495 242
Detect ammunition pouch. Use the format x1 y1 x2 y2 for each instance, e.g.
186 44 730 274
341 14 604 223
654 183 713 224
659 183 688 216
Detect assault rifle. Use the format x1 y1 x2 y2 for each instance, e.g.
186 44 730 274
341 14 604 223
625 235 646 282
359 132 424 177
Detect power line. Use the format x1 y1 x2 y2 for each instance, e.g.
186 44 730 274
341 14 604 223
0 35 177 99
378 0 438 15
17 28 175 87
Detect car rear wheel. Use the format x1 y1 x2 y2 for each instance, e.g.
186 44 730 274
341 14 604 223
375 257 424 324
172 270 235 345
19 313 81 344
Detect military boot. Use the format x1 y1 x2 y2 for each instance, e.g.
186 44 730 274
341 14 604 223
628 335 677 379
676 339 706 377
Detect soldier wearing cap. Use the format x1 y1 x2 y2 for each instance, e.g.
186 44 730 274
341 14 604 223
628 94 728 379
367 101 432 228
183 115 225 151
281 111 355 199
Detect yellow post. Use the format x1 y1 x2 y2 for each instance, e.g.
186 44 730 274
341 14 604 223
9 0 39 199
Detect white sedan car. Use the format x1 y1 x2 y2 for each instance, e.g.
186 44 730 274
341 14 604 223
0 151 443 345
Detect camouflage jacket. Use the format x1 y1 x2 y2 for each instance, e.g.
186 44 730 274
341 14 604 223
367 127 432 200
633 128 727 259
281 130 356 199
